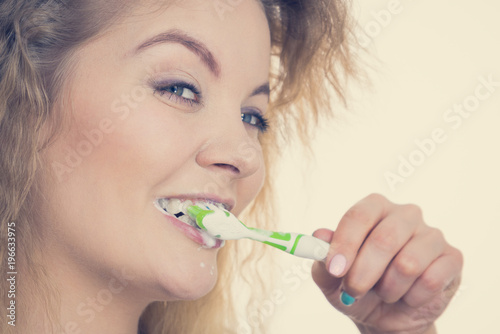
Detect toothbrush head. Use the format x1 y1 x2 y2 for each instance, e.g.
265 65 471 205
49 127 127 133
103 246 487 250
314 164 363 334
186 205 249 240
186 205 214 231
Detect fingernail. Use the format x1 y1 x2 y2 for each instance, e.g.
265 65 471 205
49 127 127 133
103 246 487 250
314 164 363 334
329 254 346 276
340 291 356 306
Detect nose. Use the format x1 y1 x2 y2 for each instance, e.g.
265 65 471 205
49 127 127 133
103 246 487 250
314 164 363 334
195 119 263 180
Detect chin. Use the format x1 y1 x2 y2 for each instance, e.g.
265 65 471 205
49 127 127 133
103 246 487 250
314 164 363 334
148 255 220 301
167 270 219 301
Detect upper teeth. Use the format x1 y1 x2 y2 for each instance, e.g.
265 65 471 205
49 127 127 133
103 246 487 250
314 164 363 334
156 198 226 227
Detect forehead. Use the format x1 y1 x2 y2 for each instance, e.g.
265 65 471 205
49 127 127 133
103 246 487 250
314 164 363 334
108 0 271 74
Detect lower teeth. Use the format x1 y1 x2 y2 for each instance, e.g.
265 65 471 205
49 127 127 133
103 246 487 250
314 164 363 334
176 213 196 226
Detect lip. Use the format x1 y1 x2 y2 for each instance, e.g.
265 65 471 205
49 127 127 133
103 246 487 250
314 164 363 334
162 214 224 249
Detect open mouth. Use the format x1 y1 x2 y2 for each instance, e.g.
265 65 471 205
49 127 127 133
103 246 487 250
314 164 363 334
154 198 226 249
154 198 226 228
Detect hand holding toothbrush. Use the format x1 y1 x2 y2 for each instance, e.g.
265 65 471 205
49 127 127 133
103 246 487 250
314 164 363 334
310 194 462 334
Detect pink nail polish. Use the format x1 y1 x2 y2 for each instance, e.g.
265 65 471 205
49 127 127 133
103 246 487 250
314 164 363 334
329 254 346 276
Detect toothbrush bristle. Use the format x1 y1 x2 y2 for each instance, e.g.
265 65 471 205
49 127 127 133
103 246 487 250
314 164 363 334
185 205 212 230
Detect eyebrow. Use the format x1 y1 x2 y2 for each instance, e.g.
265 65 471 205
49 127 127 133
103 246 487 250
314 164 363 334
250 83 270 101
134 29 221 77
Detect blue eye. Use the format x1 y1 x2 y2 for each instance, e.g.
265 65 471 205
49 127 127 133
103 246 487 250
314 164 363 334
241 111 269 133
154 81 201 106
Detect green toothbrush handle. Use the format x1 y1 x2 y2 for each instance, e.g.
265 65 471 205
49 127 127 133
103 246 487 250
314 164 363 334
248 228 330 261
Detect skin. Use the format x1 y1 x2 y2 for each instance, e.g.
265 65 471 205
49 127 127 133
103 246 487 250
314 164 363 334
30 0 463 333
312 194 463 334
35 1 269 333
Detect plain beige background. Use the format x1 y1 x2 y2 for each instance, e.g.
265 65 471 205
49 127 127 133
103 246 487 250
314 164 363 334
267 0 500 332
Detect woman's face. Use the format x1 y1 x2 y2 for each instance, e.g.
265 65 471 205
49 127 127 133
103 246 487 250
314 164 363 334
40 0 270 302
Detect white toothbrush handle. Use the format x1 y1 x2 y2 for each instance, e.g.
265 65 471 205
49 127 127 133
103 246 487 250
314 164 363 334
186 204 331 261
289 234 330 261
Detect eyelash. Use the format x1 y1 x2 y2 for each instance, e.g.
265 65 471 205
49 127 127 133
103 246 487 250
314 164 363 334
153 80 269 132
241 111 269 133
153 81 202 107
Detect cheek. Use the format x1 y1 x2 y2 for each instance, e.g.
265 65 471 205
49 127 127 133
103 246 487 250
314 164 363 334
235 152 266 214
49 99 193 184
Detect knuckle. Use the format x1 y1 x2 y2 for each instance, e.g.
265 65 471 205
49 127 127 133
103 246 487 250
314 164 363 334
449 246 464 269
420 273 446 294
343 206 372 226
428 227 444 241
369 231 399 254
344 276 371 297
393 253 422 278
334 240 358 257
402 293 424 309
365 193 388 205
374 276 396 299
428 228 447 249
401 203 423 219
422 227 446 251
375 285 399 304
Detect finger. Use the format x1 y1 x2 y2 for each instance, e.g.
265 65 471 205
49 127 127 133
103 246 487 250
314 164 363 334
403 246 463 308
312 228 334 244
374 228 446 303
311 260 343 297
342 203 421 298
311 229 341 294
327 193 391 278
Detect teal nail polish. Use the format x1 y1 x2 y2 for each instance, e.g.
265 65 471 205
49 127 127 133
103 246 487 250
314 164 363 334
340 291 356 306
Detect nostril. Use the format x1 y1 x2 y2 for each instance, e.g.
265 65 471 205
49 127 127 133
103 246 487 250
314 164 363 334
214 163 240 174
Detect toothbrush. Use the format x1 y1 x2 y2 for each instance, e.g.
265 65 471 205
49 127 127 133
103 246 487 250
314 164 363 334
186 204 330 261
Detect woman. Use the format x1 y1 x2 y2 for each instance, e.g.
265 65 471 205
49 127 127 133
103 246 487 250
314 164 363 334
0 0 463 333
